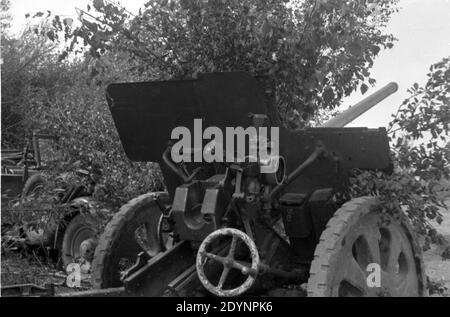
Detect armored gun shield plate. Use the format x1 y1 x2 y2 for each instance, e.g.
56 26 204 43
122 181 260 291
106 72 273 162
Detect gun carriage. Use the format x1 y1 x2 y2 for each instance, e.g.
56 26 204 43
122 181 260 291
86 72 425 297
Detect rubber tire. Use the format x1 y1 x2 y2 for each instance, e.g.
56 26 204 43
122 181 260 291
22 173 45 198
307 196 427 297
91 192 168 289
61 214 98 270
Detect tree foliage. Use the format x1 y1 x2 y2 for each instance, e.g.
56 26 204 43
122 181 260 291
0 13 63 146
2 0 449 244
0 7 164 206
52 0 398 127
0 0 11 31
350 56 450 244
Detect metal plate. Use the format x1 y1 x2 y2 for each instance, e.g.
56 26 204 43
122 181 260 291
106 72 269 162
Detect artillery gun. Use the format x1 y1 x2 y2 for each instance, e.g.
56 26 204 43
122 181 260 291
9 72 422 297
87 72 425 297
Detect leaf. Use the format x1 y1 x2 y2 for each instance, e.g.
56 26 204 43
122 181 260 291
63 18 73 27
260 20 272 38
180 0 190 9
46 30 55 42
93 0 105 11
348 42 362 56
370 45 380 55
322 87 334 103
360 83 368 95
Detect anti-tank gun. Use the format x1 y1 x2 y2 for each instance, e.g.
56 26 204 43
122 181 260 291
88 72 425 297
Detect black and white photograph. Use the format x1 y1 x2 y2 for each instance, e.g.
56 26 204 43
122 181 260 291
1 0 449 301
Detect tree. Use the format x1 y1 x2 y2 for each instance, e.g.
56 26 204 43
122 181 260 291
52 0 398 127
0 0 11 31
9 0 449 241
351 56 450 244
1 8 164 206
1 9 63 146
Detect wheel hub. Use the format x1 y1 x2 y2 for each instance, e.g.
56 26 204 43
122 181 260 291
80 238 97 262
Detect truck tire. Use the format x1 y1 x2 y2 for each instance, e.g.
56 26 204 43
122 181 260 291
61 214 98 270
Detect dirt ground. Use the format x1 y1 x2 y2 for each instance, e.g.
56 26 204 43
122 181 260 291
0 253 92 295
2 198 450 297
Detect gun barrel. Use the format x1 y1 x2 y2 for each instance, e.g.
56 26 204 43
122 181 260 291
321 82 398 128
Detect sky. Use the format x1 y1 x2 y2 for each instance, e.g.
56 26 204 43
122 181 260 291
7 0 450 129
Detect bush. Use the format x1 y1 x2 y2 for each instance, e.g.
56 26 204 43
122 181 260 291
350 57 450 244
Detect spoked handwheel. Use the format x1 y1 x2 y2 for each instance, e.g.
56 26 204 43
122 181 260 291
196 228 260 297
308 197 426 297
92 192 169 289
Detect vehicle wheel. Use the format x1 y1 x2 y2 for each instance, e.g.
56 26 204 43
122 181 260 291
307 196 426 297
157 214 175 251
22 174 45 198
92 192 168 289
61 214 98 269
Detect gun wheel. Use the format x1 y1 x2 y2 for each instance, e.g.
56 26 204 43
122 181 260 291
307 197 426 297
92 192 168 289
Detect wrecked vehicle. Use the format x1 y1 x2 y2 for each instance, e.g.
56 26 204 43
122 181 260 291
1 131 55 200
20 167 101 269
2 142 101 271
